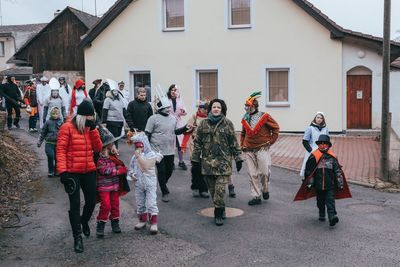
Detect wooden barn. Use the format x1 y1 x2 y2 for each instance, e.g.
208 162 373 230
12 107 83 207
7 6 99 73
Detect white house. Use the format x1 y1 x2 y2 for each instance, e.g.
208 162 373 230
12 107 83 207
79 0 400 135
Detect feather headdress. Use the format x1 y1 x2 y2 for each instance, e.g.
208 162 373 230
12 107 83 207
245 91 262 107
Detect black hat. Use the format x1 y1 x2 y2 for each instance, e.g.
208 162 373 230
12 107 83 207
77 99 95 116
98 126 117 147
315 134 332 147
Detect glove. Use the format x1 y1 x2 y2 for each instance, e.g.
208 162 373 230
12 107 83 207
60 172 70 184
85 119 96 130
236 160 243 172
37 142 41 148
117 166 128 175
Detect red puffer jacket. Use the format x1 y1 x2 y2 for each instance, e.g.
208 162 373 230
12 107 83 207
56 121 102 174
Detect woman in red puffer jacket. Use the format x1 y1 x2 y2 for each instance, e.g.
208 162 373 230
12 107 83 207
56 99 102 253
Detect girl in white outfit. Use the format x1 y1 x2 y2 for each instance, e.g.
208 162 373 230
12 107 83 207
128 132 163 235
300 112 329 176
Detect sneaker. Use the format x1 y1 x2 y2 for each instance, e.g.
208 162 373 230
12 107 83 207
48 173 53 178
329 216 339 226
262 192 270 200
199 191 210 198
318 216 326 222
248 198 262 206
32 128 38 132
134 213 148 230
192 189 200 197
14 123 20 129
162 194 169 202
29 128 34 132
178 162 187 170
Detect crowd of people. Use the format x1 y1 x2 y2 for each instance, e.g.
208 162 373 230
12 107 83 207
0 76 351 253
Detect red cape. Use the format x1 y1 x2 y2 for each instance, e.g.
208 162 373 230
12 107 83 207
294 150 352 201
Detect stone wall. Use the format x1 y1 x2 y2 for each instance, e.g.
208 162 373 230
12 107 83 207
41 70 85 88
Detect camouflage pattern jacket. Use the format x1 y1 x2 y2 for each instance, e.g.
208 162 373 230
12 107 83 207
191 116 242 175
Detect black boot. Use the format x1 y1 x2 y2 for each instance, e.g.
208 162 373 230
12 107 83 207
96 221 106 238
111 219 121 233
81 216 90 237
228 184 236 198
222 207 226 220
69 211 83 253
13 117 20 129
214 207 224 226
7 117 12 129
73 234 84 253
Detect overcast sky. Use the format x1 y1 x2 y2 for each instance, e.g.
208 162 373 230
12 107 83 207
0 0 399 39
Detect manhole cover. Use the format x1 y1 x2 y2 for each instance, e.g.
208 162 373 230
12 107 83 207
347 203 385 213
198 207 244 218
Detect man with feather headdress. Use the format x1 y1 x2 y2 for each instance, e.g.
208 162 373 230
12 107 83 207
240 91 280 206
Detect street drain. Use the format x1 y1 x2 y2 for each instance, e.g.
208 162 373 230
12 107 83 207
347 203 385 213
198 207 244 218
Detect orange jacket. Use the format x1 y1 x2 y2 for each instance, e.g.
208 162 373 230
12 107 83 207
56 121 102 174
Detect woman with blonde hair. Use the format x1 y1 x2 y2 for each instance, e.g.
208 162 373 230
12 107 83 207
56 100 102 253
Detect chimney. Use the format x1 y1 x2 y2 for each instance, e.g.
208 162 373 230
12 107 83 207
54 9 61 18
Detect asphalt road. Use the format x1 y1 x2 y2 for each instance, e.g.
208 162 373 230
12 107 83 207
1 116 400 266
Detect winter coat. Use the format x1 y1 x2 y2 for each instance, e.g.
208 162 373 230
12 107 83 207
169 97 187 144
294 149 352 201
38 115 62 145
89 85 108 118
0 82 22 105
300 123 329 176
192 115 242 176
96 155 121 192
23 86 38 107
102 92 126 123
181 111 207 155
126 98 153 131
56 119 102 174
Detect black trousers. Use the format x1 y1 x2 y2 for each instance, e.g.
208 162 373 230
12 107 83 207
191 162 208 193
106 122 123 148
316 189 336 220
156 155 175 195
6 101 20 127
63 172 96 237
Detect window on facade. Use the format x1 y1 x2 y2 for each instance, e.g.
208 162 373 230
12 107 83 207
131 71 151 100
198 71 218 100
230 0 251 27
267 69 289 105
164 0 184 30
0 41 4 57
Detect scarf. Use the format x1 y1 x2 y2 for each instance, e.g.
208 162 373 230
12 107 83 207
310 122 326 131
70 88 88 114
208 113 223 125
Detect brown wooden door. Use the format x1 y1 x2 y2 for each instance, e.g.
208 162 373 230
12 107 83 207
347 75 372 129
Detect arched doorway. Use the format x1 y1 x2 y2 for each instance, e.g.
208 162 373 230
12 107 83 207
347 66 372 129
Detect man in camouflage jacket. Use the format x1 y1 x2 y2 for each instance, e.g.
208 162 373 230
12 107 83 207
191 99 243 226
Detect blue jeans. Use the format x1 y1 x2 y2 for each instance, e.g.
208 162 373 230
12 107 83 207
45 143 56 174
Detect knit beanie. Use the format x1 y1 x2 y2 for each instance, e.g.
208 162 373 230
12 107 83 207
77 100 95 116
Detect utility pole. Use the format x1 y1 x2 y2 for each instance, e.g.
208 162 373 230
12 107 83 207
94 0 97 16
380 0 391 182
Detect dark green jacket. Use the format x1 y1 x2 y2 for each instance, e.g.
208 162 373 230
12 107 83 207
192 116 242 175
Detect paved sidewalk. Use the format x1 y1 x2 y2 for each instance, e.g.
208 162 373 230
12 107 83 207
270 134 380 186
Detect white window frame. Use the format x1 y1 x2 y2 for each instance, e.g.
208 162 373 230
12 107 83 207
228 0 252 29
265 67 292 107
195 69 220 103
129 70 152 101
162 0 185 32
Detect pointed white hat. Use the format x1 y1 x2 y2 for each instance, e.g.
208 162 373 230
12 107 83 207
106 78 118 90
49 77 60 90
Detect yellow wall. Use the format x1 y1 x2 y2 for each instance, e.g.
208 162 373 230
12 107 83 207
85 0 343 131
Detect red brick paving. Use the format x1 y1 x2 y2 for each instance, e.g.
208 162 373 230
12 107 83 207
269 134 380 186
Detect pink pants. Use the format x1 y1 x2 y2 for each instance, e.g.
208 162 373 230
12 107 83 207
97 191 120 221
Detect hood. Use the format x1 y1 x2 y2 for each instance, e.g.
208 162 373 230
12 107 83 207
130 132 152 155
